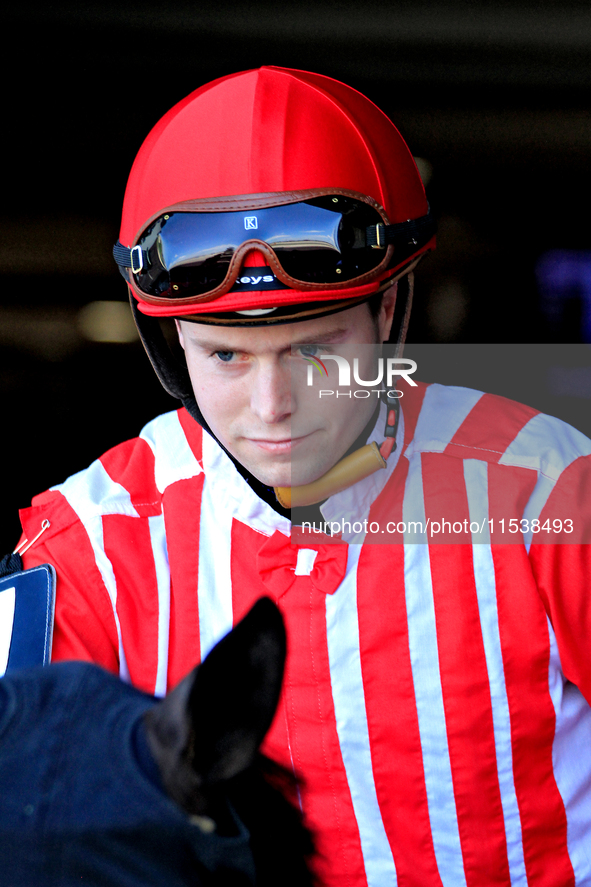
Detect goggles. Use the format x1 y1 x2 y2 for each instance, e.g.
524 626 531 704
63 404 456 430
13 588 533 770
114 189 435 308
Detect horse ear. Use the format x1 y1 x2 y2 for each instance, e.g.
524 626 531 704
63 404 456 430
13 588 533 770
145 597 286 812
190 597 286 784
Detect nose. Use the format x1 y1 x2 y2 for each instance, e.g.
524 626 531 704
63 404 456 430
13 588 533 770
250 358 292 425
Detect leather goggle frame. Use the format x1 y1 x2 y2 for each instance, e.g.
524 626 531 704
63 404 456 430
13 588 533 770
127 188 394 308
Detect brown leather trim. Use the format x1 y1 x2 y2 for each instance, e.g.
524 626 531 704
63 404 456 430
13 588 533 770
128 188 394 305
144 259 420 326
127 236 395 307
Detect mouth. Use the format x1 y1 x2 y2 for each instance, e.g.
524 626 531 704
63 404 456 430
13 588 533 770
245 434 312 454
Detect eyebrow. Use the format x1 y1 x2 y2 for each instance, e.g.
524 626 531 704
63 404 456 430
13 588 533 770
292 328 349 346
185 325 350 352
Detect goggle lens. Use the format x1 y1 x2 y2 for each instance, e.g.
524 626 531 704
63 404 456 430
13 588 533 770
133 196 386 299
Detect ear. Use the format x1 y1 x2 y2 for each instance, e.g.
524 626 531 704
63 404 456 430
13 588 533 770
175 318 186 350
378 281 398 343
191 597 286 784
145 598 286 813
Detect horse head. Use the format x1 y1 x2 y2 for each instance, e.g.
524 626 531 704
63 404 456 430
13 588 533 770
0 597 313 885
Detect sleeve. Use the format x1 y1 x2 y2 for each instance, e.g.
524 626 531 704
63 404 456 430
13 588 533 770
528 452 591 705
19 494 120 674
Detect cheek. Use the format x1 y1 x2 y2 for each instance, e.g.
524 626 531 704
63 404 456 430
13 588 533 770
188 365 253 443
334 396 375 433
194 383 235 430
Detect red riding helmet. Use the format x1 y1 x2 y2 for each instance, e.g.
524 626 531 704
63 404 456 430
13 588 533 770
115 66 435 326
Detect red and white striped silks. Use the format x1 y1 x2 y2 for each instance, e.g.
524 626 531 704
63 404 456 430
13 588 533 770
20 382 591 887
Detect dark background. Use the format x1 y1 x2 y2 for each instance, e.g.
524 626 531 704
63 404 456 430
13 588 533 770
3 1 591 545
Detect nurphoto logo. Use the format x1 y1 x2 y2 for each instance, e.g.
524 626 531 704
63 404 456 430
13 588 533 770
305 354 417 398
303 355 328 377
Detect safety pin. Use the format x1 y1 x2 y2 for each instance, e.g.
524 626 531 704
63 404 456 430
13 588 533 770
14 519 51 556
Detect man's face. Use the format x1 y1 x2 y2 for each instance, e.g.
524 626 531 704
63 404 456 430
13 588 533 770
177 292 396 488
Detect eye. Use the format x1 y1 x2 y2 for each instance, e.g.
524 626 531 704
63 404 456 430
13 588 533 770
215 350 235 362
299 344 319 358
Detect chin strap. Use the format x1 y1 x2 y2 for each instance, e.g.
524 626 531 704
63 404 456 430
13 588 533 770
274 273 413 509
129 291 216 432
274 397 399 509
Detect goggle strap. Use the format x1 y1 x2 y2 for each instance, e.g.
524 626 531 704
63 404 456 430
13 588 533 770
394 270 415 355
366 209 436 249
113 241 132 269
113 207 435 271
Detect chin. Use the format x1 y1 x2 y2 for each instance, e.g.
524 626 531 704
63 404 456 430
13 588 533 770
235 455 290 489
259 464 334 490
244 460 324 490
250 467 292 488
227 443 334 491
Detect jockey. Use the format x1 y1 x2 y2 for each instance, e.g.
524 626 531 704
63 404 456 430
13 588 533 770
112 66 435 516
12 68 591 886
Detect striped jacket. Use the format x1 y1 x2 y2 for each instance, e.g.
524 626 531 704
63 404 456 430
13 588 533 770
20 381 591 887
